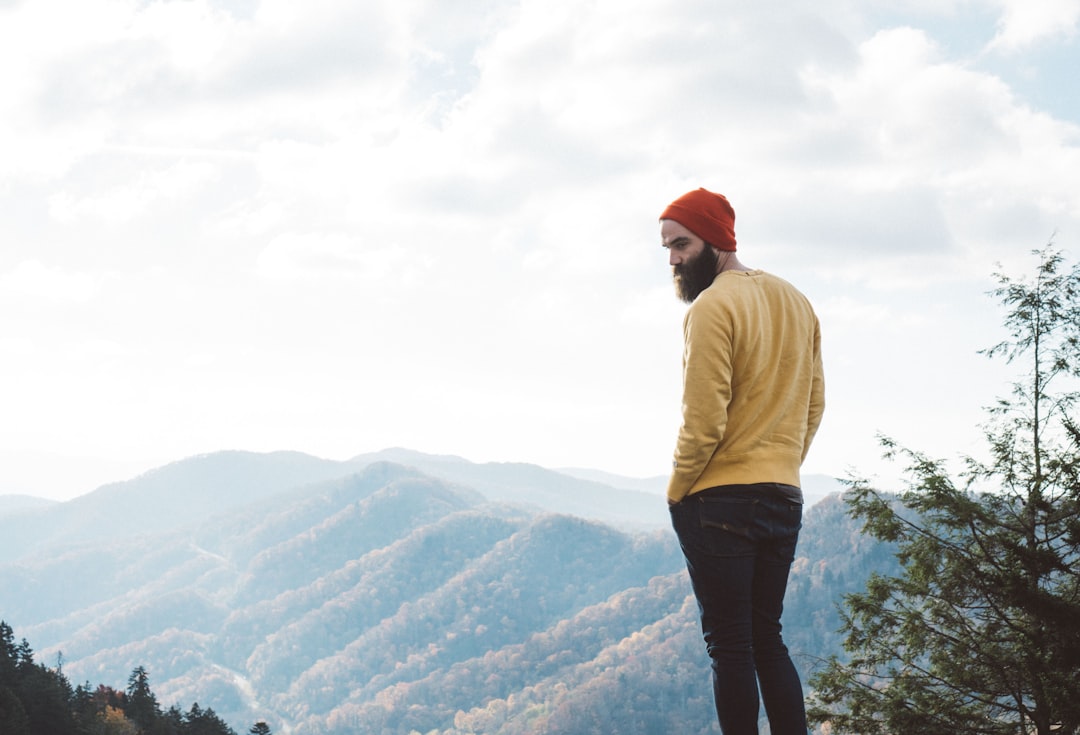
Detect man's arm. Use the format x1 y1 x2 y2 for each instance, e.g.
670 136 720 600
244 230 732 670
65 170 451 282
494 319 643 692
801 317 825 461
666 303 733 504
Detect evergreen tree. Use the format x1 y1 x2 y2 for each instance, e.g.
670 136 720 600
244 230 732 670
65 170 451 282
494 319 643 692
7 635 78 735
0 686 31 735
184 702 237 735
72 682 102 735
248 722 272 735
808 245 1080 735
125 666 161 731
162 704 187 734
0 622 17 690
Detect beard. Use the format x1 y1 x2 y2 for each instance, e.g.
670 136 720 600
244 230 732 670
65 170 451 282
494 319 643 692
673 245 720 303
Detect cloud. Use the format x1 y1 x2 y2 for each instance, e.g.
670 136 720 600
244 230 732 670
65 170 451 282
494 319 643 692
0 261 101 304
762 185 955 256
49 159 221 224
211 0 407 97
256 232 429 285
729 25 1080 274
987 0 1080 51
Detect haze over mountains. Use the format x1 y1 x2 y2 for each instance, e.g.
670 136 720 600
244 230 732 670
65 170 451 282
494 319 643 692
0 449 868 734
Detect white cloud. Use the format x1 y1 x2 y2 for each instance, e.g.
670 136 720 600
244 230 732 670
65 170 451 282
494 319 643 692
49 159 221 224
739 25 1080 281
987 0 1080 51
255 232 427 284
0 261 102 304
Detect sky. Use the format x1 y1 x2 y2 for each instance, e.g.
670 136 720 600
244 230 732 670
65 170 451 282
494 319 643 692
2 0 1079 501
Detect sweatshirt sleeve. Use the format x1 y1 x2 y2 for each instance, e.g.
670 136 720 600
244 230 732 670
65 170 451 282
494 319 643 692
802 316 825 461
666 301 733 504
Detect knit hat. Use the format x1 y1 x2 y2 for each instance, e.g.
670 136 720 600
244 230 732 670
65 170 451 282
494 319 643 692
659 188 737 251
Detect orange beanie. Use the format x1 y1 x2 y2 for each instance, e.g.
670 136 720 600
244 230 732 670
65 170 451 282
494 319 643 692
660 188 737 251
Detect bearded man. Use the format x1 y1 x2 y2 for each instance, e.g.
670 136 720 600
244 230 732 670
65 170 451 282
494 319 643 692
661 188 825 735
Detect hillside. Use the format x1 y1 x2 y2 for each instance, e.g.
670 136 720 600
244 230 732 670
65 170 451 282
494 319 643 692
0 451 882 734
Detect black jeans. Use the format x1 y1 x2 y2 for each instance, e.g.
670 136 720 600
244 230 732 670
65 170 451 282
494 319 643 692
670 484 807 735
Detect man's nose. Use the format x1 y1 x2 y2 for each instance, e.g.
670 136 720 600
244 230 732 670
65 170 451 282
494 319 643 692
669 250 682 267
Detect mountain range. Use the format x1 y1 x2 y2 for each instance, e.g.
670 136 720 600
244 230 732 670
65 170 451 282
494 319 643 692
0 449 873 734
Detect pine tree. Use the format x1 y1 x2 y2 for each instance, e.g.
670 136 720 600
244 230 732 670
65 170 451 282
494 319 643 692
184 702 237 735
807 245 1080 734
125 665 161 731
0 622 17 690
0 686 31 735
6 633 77 735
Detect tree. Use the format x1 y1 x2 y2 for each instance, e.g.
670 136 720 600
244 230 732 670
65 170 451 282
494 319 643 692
184 702 237 735
5 635 77 735
248 722 272 735
125 666 160 731
807 245 1080 735
0 686 30 735
0 623 17 690
100 705 141 735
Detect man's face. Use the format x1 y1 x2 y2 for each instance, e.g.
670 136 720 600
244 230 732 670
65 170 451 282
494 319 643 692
661 219 719 304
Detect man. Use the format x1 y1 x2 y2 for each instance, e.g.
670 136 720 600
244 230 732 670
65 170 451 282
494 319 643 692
661 188 824 735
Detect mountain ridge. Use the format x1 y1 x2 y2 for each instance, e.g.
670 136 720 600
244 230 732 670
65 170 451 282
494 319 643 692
0 448 693 563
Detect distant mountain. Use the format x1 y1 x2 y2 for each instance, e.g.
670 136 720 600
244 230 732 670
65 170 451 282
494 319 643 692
348 448 666 529
554 467 668 494
0 493 56 516
801 473 847 507
0 449 889 734
0 451 354 561
0 449 673 563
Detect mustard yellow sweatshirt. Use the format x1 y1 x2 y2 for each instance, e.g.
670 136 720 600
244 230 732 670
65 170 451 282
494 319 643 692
667 269 825 504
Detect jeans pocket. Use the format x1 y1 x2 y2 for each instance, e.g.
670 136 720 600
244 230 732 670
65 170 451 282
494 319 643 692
698 496 757 537
677 496 757 557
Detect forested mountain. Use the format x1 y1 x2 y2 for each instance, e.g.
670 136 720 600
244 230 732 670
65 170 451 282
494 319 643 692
0 451 880 734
